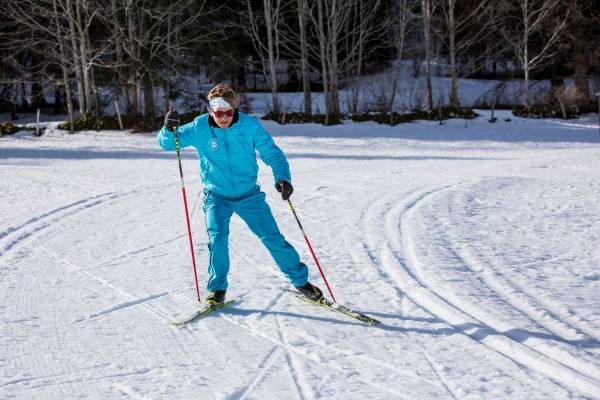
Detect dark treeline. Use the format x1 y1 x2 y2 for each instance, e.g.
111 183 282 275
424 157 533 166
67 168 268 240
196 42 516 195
0 0 598 127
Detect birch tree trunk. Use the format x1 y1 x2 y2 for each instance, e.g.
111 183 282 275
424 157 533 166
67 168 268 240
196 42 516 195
422 0 434 111
297 0 312 115
83 21 101 121
316 0 331 122
263 0 280 114
126 0 141 115
437 0 490 108
496 0 569 107
75 0 92 114
522 0 530 106
328 0 340 115
53 0 74 131
244 0 283 115
111 0 131 115
448 0 458 107
347 1 360 115
389 0 411 118
66 0 86 117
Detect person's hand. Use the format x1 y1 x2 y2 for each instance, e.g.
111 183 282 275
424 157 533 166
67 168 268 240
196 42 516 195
277 180 294 201
164 108 180 132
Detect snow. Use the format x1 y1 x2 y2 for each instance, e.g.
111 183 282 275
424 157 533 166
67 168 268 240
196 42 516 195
1 111 600 399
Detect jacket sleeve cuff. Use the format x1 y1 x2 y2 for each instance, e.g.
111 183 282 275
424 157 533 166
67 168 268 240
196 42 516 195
273 174 291 187
157 127 175 150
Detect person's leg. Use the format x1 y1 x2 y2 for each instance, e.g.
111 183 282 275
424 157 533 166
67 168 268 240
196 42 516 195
203 192 234 292
234 190 308 286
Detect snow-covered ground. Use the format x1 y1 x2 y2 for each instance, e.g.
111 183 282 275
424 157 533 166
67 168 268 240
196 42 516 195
1 111 600 399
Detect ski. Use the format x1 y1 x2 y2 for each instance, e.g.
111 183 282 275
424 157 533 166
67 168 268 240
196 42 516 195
171 297 239 326
284 289 381 326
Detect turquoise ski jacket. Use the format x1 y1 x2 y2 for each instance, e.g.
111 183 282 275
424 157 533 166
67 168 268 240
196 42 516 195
157 112 291 199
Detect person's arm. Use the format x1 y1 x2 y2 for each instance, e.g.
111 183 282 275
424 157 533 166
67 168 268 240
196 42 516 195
253 121 291 187
157 111 198 151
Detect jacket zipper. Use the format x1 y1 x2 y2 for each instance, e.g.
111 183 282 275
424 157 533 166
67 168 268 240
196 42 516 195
222 130 237 196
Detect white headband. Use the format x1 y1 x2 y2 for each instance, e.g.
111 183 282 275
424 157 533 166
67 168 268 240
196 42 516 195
209 97 233 110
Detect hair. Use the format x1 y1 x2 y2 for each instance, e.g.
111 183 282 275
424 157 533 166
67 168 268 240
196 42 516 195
207 83 238 109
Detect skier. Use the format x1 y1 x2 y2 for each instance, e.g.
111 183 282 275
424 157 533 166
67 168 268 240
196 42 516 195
157 83 323 305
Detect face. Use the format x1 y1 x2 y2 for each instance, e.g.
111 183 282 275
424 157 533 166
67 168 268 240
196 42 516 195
209 107 235 128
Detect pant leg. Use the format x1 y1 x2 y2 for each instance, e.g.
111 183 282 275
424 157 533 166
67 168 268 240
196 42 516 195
203 192 234 291
234 190 308 287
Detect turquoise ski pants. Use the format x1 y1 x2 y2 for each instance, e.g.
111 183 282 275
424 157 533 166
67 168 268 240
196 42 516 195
203 188 309 291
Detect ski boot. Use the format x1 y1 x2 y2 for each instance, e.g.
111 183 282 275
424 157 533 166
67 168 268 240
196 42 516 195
206 290 226 305
294 282 324 303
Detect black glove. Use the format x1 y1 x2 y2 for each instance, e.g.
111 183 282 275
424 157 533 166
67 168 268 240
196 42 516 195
277 180 294 201
164 108 180 132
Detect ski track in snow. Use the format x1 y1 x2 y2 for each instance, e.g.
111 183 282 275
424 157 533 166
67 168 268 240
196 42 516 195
377 183 600 397
2 117 600 399
218 313 429 399
355 146 600 399
446 179 600 344
0 192 123 256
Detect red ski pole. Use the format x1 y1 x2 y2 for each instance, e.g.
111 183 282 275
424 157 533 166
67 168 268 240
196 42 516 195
172 121 201 303
283 190 336 302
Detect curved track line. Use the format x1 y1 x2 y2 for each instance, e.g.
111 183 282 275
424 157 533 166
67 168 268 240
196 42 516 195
1 182 175 259
454 240 597 343
450 184 600 344
0 192 123 256
402 185 600 382
229 209 448 395
0 193 115 240
377 185 600 398
451 244 600 375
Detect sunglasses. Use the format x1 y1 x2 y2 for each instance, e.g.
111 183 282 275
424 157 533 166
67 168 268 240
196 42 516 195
210 108 235 118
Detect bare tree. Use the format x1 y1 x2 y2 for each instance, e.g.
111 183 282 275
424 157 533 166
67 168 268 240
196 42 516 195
388 0 417 117
56 0 108 117
2 0 94 119
310 0 351 119
495 0 570 106
345 0 386 115
434 0 491 107
297 0 312 115
244 0 286 115
421 0 434 111
104 0 221 117
312 0 331 119
308 0 383 122
52 0 74 131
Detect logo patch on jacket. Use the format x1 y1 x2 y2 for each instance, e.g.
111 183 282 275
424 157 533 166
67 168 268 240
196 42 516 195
209 138 219 151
